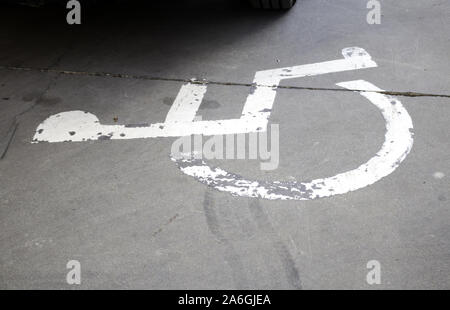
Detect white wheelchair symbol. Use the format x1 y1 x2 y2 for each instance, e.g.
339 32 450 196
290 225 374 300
33 47 414 201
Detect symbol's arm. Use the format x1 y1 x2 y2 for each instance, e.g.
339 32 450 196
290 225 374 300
164 83 207 123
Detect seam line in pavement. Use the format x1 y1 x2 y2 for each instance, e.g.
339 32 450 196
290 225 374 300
1 65 450 99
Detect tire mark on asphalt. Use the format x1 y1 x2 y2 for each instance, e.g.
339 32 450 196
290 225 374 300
248 199 302 290
203 189 248 288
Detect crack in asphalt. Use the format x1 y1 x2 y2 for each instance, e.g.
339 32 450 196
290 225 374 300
0 72 60 160
0 121 18 160
1 65 450 99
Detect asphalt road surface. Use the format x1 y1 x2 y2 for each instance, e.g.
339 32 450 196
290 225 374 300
0 0 449 289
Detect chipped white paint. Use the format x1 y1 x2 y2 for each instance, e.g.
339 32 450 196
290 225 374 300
32 47 414 201
33 47 376 143
173 80 414 200
433 172 445 179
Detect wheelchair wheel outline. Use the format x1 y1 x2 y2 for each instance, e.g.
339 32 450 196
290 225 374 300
171 80 414 201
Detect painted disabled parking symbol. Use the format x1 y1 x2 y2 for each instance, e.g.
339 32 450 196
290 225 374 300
33 47 414 200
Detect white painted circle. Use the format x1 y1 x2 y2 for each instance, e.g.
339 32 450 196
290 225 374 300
172 80 414 200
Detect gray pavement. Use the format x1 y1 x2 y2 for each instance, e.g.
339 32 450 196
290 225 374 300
0 0 449 289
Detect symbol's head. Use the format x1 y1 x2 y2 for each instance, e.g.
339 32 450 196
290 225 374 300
33 111 101 143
